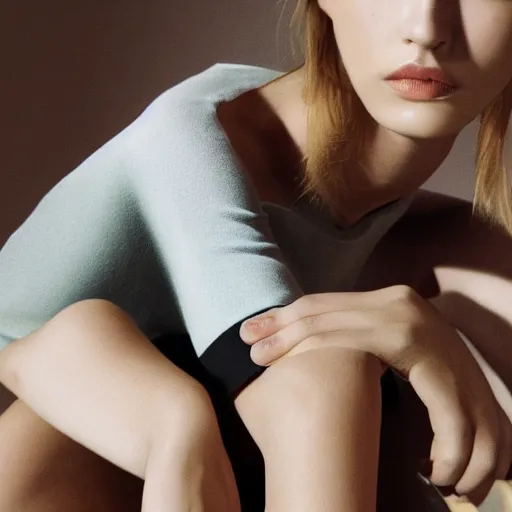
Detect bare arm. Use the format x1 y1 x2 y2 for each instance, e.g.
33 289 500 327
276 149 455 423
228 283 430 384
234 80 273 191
0 297 383 512
0 299 241 512
356 190 512 420
234 347 384 512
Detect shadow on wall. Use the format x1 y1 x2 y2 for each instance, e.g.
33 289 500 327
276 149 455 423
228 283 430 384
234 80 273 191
1 0 296 245
2 0 477 248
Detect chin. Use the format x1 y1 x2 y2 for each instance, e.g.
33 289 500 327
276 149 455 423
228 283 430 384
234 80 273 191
368 102 474 140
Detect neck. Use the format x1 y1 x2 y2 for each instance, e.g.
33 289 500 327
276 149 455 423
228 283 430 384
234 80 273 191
354 122 456 207
258 67 457 223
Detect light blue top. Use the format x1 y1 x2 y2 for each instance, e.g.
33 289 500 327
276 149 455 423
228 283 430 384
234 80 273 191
0 63 413 393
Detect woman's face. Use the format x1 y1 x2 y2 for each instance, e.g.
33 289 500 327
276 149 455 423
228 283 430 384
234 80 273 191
319 0 512 139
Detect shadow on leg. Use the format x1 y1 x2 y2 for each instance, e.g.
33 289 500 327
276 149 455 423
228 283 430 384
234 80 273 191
0 399 143 512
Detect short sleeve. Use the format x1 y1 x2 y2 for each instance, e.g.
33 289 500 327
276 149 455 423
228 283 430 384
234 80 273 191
125 95 304 395
0 134 150 348
0 86 304 398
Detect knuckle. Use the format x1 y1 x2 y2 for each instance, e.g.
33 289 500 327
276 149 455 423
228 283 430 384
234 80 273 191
301 314 318 328
290 296 313 320
388 284 417 302
306 333 328 348
389 286 424 321
293 294 320 316
389 321 418 354
258 334 281 351
294 315 318 338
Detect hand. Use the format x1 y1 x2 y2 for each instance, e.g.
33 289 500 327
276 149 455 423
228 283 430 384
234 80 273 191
239 285 512 502
142 390 241 512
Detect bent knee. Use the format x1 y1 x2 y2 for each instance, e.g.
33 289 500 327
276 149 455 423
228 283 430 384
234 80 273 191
57 298 135 327
3 299 143 393
40 298 141 345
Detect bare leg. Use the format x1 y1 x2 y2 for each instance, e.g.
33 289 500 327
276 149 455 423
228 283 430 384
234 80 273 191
257 347 384 512
0 300 236 512
0 399 143 512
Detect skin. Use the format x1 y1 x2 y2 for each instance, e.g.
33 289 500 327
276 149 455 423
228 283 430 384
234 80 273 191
1 0 512 511
257 0 512 222
0 303 384 511
357 191 512 506
325 0 512 138
239 0 512 505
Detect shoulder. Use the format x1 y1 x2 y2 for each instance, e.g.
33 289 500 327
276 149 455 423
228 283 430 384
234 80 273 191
57 64 282 191
127 63 281 136
114 64 282 185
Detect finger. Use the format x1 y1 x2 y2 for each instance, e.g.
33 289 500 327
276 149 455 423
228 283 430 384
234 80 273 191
249 310 375 365
428 414 474 487
253 319 473 487
240 290 389 343
455 428 499 500
250 326 367 366
271 317 475 488
239 295 341 344
408 361 474 486
239 308 284 344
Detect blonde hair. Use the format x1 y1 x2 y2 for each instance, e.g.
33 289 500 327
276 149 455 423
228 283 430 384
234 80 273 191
475 82 512 234
290 0 512 235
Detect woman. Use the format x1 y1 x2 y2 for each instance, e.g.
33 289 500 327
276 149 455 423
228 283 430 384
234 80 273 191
0 0 511 511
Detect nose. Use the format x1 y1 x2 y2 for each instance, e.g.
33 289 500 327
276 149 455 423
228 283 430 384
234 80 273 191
400 0 454 51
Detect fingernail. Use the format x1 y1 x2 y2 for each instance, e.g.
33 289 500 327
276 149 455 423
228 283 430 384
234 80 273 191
240 317 272 342
242 317 272 331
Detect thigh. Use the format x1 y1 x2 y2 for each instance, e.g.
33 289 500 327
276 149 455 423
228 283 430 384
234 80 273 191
0 399 143 512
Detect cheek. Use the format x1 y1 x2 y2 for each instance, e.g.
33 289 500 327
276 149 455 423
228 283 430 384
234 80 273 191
463 12 512 85
330 1 387 63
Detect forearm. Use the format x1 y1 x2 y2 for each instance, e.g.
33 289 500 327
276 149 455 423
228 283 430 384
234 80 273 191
357 202 512 409
0 299 214 479
235 347 383 512
430 295 512 423
405 205 512 407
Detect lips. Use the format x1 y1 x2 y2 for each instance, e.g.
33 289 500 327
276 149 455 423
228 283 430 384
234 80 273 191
385 64 458 100
386 64 456 85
